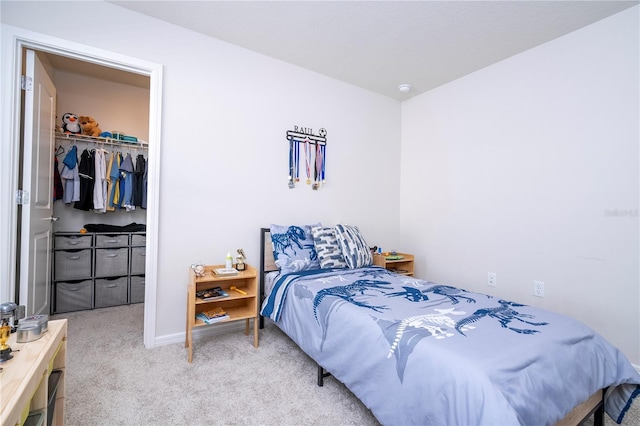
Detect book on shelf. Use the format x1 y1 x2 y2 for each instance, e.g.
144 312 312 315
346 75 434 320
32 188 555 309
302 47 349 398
385 255 404 260
202 307 227 319
214 267 239 276
196 312 230 324
195 286 229 301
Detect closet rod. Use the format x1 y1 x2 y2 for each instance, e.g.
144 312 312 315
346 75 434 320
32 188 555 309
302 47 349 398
286 130 326 145
55 132 148 151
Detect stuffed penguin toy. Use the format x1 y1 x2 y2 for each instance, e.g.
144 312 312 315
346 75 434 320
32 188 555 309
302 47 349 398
61 113 82 134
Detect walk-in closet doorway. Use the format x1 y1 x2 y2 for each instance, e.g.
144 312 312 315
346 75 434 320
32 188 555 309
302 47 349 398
2 28 162 348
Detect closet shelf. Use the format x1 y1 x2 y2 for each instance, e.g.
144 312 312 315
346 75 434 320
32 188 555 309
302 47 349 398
55 132 148 150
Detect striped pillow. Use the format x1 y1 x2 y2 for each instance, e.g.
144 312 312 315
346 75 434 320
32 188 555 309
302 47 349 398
335 224 372 269
311 226 348 269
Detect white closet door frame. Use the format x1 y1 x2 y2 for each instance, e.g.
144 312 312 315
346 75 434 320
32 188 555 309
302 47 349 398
0 25 162 349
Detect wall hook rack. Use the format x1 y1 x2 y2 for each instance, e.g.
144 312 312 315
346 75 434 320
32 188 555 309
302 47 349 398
286 127 327 190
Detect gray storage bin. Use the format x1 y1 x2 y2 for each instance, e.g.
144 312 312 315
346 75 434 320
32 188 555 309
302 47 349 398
131 233 146 247
54 249 92 280
54 233 92 249
95 248 128 277
55 280 93 313
130 275 145 304
95 233 129 247
47 369 63 426
95 277 128 308
130 247 146 275
24 410 45 426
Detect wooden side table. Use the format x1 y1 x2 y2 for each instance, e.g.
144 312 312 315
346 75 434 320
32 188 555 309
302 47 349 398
0 320 67 426
372 252 415 276
185 264 258 362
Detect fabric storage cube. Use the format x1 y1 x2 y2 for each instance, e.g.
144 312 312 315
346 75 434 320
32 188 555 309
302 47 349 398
95 248 128 277
131 233 146 247
95 276 128 308
54 249 92 280
95 233 129 247
130 247 146 275
130 275 145 304
54 233 92 250
55 280 93 313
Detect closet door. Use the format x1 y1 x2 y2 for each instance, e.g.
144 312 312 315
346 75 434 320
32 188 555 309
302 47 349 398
19 49 57 316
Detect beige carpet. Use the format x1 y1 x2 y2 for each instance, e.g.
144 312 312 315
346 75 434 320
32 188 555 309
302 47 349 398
53 304 639 426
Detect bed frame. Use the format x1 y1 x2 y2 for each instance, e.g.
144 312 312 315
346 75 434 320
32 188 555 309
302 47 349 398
258 227 605 425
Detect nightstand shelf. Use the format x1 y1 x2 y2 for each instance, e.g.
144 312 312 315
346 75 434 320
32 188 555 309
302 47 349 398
185 264 258 362
373 253 415 276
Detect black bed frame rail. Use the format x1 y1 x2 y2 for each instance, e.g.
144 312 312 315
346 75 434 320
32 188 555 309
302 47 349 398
317 365 331 387
591 387 606 426
259 227 269 330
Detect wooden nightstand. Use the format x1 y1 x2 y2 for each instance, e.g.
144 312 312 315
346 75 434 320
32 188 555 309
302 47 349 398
373 253 415 276
185 264 258 362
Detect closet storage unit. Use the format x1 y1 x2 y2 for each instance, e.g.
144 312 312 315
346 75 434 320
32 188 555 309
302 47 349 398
52 231 146 313
130 233 146 303
53 233 94 312
94 233 129 308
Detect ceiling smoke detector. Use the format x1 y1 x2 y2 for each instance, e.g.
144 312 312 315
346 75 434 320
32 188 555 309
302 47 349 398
398 84 412 93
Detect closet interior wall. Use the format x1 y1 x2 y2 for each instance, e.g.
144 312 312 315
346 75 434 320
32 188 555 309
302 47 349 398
46 52 151 313
51 56 150 234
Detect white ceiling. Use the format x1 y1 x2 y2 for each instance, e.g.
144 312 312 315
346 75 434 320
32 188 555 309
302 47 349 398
77 1 639 100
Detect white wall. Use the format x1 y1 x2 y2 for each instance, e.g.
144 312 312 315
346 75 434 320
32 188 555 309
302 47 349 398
0 2 401 339
55 71 150 140
400 6 639 364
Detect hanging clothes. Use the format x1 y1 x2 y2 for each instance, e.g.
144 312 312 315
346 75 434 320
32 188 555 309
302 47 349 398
92 148 108 213
62 145 77 169
120 153 135 211
141 155 148 210
133 154 146 207
53 156 64 201
105 152 116 212
60 145 80 204
74 149 95 211
109 152 122 209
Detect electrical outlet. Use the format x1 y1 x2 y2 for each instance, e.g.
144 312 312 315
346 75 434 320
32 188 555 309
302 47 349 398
533 281 545 297
487 272 496 287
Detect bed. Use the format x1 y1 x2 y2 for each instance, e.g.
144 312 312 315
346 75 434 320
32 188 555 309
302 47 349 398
258 225 640 425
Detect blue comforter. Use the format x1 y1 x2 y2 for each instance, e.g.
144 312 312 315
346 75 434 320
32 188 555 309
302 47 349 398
261 266 640 426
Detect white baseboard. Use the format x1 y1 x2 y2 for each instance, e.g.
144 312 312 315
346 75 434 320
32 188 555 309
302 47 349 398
154 320 250 347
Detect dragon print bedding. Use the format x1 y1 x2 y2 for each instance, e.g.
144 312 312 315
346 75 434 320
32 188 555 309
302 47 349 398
260 266 640 426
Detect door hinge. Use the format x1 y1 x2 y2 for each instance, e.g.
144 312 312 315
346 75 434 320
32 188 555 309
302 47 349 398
16 189 30 205
21 75 33 91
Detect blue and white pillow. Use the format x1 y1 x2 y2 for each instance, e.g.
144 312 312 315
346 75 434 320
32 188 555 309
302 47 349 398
311 226 347 269
270 224 321 274
335 224 372 269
